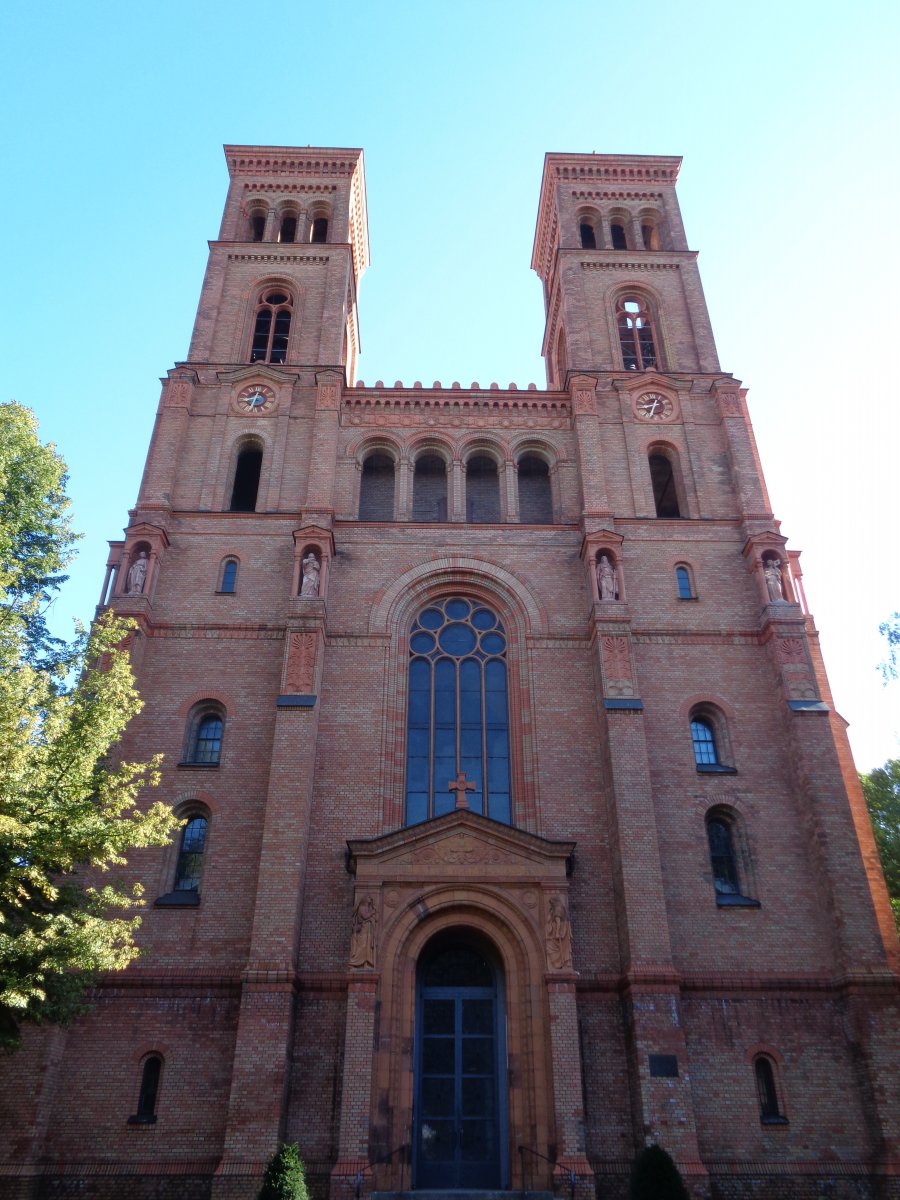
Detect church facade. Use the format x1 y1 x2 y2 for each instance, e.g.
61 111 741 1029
2 146 897 1200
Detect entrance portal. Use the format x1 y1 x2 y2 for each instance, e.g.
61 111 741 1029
414 935 507 1190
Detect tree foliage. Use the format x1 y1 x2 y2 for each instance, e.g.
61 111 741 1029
628 1144 690 1200
859 758 900 935
257 1144 308 1200
0 402 177 1050
878 613 900 684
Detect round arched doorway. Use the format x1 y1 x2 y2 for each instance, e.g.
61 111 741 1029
414 930 508 1189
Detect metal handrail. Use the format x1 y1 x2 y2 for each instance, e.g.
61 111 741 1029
518 1144 576 1200
354 1142 410 1200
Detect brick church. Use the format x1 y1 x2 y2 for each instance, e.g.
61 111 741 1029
2 146 897 1200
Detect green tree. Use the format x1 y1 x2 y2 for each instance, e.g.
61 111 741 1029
257 1144 308 1200
628 1144 690 1200
859 758 900 935
0 402 177 1050
878 613 900 683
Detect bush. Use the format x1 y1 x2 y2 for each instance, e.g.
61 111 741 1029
628 1143 690 1200
257 1143 308 1200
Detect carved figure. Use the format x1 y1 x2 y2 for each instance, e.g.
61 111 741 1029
126 551 148 595
349 895 377 968
546 896 573 970
764 558 785 602
300 552 321 598
597 554 618 601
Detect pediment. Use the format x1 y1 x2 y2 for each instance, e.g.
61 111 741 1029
347 810 574 884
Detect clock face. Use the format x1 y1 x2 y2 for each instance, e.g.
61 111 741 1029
236 384 276 415
635 391 674 421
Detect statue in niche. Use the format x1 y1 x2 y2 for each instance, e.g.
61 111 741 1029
597 554 618 601
300 552 321 598
546 895 573 970
126 551 149 595
764 557 785 602
349 895 377 968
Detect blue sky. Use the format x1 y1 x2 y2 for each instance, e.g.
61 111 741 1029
2 0 898 769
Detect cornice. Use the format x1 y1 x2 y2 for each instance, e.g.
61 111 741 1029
224 145 363 177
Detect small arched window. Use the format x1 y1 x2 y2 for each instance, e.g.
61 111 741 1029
250 289 292 364
641 222 660 250
610 221 628 250
754 1056 787 1124
278 212 297 243
173 815 208 892
706 817 739 895
649 452 681 518
691 717 718 766
466 455 501 523
248 209 266 242
310 216 329 243
185 705 225 766
617 296 658 370
412 454 448 522
359 452 396 521
690 706 735 773
219 558 238 593
230 443 263 512
579 221 597 249
128 1055 162 1124
517 455 552 524
675 564 694 599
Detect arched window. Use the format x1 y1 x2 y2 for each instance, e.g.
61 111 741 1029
617 296 658 370
310 216 329 243
556 329 568 386
706 816 739 895
185 705 225 766
173 815 208 892
278 212 297 243
690 705 735 773
406 598 511 827
517 455 552 524
641 222 660 250
230 444 263 512
128 1054 162 1124
579 221 597 249
466 455 501 523
248 208 266 242
219 558 238 593
675 564 694 599
412 454 448 522
610 221 628 250
691 716 718 766
250 289 292 364
754 1056 787 1124
359 452 396 521
649 452 681 518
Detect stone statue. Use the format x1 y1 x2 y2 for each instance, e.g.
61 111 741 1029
300 552 320 598
349 895 377 968
546 896 573 970
764 558 785 602
597 554 618 602
126 551 148 595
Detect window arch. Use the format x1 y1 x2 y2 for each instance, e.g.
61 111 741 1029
577 209 600 249
184 703 225 766
405 597 511 827
250 288 293 364
309 208 330 243
640 211 662 250
616 295 659 370
705 808 758 906
277 209 298 243
689 704 735 773
465 454 501 523
517 454 552 524
218 557 238 593
230 440 263 512
173 814 208 893
359 451 396 521
128 1054 162 1124
648 448 682 518
412 453 448 522
675 563 695 599
247 205 267 242
609 218 629 250
754 1056 788 1124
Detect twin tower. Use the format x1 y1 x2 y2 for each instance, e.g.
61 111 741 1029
2 146 897 1200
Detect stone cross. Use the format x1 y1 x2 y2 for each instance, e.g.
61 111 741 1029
448 771 475 809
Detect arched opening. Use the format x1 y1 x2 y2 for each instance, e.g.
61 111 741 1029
278 213 297 243
466 455 501 523
414 930 507 1189
173 815 208 892
230 445 263 512
754 1056 787 1123
517 455 552 524
248 210 266 242
250 289 292 364
359 452 396 521
617 295 658 370
556 329 568 386
649 452 681 518
129 1054 162 1124
579 221 597 249
675 563 694 599
219 557 238 593
310 216 329 243
610 221 628 250
412 454 448 522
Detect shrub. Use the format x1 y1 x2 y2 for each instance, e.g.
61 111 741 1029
628 1143 690 1200
257 1143 309 1200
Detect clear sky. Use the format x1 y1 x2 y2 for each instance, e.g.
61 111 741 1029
2 0 898 770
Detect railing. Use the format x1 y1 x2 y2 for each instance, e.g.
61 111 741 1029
518 1144 576 1200
355 1142 410 1200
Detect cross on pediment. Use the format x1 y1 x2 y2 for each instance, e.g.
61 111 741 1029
448 771 476 809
